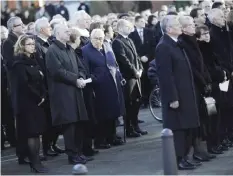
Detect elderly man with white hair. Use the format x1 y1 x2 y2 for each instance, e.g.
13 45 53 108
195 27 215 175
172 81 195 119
71 10 91 46
45 24 89 165
82 29 125 148
34 17 66 159
112 19 147 138
155 15 200 170
209 8 233 146
179 15 215 163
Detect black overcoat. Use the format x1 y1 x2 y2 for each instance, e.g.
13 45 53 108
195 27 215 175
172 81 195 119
45 40 88 126
81 42 125 120
155 34 200 130
11 54 47 137
112 34 143 101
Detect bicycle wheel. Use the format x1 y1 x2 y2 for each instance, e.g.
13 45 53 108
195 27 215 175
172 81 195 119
149 87 162 122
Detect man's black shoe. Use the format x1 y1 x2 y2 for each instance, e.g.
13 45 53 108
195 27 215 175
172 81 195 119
18 157 30 165
208 147 223 154
44 148 59 156
138 119 145 123
80 154 94 161
134 128 148 135
126 130 141 138
68 156 86 165
193 154 210 162
52 145 65 154
178 159 196 170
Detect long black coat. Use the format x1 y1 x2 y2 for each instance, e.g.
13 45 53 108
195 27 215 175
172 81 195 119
210 25 233 107
82 42 125 120
198 41 226 104
210 24 233 73
11 54 47 137
75 48 96 123
45 40 88 126
2 32 18 70
112 34 143 101
35 36 52 76
153 22 163 47
179 34 212 94
155 34 200 130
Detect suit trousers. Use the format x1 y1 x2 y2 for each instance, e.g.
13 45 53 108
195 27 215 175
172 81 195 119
173 129 194 160
95 119 117 143
62 122 84 157
42 107 60 153
125 99 141 131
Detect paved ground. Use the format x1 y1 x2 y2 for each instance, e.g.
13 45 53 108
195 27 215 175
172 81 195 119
1 108 233 175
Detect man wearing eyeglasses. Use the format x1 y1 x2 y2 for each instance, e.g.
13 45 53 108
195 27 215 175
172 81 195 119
2 16 26 165
2 17 25 70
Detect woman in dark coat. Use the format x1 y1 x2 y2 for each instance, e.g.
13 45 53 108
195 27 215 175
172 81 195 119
68 28 98 157
11 35 48 173
82 29 125 148
196 25 232 154
146 15 158 30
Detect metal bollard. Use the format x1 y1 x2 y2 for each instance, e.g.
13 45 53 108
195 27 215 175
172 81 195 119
161 128 178 175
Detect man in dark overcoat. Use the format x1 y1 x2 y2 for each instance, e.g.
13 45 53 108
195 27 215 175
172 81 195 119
179 16 214 162
34 17 64 159
45 24 89 164
2 16 27 164
209 8 233 145
155 15 200 170
112 19 148 138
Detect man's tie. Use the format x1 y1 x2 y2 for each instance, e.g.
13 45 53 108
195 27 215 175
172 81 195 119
139 29 144 43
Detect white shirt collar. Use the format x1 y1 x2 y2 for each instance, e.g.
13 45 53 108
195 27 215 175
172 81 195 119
118 33 128 38
136 27 143 33
105 38 111 43
170 36 178 42
38 35 48 42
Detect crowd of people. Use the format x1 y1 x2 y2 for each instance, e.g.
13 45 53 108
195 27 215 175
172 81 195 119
1 0 233 173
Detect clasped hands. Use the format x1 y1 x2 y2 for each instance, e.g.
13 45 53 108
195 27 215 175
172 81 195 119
135 69 143 79
76 78 86 89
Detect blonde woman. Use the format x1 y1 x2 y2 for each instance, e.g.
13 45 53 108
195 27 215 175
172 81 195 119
11 34 48 173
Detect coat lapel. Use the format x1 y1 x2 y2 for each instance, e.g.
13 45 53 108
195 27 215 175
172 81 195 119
68 47 79 74
120 36 137 57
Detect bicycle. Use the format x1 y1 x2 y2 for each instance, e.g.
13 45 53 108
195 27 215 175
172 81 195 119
148 86 162 122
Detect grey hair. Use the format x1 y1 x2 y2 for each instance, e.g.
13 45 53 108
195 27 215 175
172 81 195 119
72 10 91 25
27 22 35 30
7 16 21 32
34 17 49 35
90 28 105 39
116 19 128 31
53 24 66 37
1 25 8 33
160 15 178 33
208 8 223 23
179 15 193 28
50 18 65 29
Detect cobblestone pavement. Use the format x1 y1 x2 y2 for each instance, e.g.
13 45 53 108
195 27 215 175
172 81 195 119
1 109 233 175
